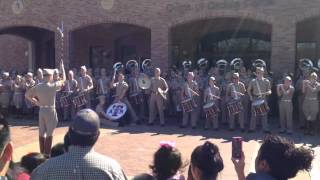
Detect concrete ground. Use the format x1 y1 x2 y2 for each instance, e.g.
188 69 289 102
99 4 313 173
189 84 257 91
8 117 320 180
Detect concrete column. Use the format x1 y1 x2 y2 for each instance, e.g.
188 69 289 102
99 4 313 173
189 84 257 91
55 30 70 69
151 26 169 71
270 20 296 77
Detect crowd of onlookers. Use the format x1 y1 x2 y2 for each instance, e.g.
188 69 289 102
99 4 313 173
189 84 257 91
0 109 315 180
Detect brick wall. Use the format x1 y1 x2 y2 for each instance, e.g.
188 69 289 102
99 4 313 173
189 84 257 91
0 35 29 73
0 0 319 75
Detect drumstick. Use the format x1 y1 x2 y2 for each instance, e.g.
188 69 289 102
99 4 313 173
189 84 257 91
188 88 200 97
210 94 221 100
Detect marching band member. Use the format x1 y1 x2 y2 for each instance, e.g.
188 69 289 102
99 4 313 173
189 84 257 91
96 68 111 98
11 75 24 115
168 69 183 115
25 60 66 157
35 68 43 84
127 63 145 123
216 60 229 126
203 76 220 130
226 72 246 132
24 72 36 115
95 95 116 126
302 72 320 135
181 72 200 129
148 68 168 126
62 70 78 121
277 76 294 134
0 72 13 117
77 66 94 108
239 66 251 124
110 72 139 126
248 67 271 133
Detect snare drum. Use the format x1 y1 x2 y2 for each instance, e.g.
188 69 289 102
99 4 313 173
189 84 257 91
203 102 220 119
227 100 243 116
181 98 195 113
72 93 87 108
252 99 269 116
60 93 72 107
129 92 144 105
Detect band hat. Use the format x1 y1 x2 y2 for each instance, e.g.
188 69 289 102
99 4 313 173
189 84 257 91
26 72 33 77
284 76 292 81
256 66 265 72
2 72 9 76
43 69 54 76
80 65 87 71
70 109 100 135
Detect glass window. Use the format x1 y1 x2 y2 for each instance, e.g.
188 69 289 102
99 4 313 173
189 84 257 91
296 42 317 60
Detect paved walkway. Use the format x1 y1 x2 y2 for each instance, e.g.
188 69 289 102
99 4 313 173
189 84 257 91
8 118 320 180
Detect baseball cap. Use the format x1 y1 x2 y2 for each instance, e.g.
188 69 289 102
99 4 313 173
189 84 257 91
70 109 100 135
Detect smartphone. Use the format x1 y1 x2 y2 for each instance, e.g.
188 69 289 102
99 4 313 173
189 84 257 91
232 137 243 159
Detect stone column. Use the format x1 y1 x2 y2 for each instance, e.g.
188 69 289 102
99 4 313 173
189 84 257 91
151 26 169 71
55 30 70 69
270 20 296 78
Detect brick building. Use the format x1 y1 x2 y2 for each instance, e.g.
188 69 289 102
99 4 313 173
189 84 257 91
0 0 320 78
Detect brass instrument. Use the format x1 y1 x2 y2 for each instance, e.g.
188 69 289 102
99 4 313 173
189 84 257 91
252 59 266 69
126 59 138 73
230 58 243 71
113 62 124 73
298 58 313 72
197 58 208 69
182 60 192 70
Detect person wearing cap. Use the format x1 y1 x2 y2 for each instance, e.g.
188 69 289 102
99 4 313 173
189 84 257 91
302 72 320 135
0 72 13 117
180 72 200 129
25 60 66 157
247 67 271 133
62 70 78 121
127 65 145 123
77 65 94 108
148 68 169 126
203 76 220 130
96 68 110 98
11 75 25 115
31 109 127 180
226 72 246 131
111 72 138 126
276 75 294 134
34 68 43 85
23 72 36 116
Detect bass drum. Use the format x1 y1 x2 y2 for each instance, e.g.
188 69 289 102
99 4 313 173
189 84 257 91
106 102 127 121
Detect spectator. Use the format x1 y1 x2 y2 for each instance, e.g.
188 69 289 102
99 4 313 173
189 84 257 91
150 141 186 180
31 109 127 180
50 143 66 158
13 152 46 180
0 118 13 179
188 141 224 180
232 135 314 180
132 173 155 180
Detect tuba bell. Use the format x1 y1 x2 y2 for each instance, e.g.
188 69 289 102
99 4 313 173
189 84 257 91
182 60 192 70
252 59 266 69
113 62 124 73
126 59 139 73
197 58 208 69
230 58 243 71
298 58 313 72
142 59 152 72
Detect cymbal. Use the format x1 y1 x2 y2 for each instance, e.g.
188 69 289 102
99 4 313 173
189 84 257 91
137 73 151 90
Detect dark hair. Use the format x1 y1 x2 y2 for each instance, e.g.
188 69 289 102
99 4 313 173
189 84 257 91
191 141 224 180
0 118 10 154
67 128 99 147
150 146 184 180
20 152 46 173
51 143 66 158
257 135 314 180
132 173 155 180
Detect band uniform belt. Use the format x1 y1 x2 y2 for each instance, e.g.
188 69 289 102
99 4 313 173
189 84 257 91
40 105 55 108
306 98 317 101
280 100 291 102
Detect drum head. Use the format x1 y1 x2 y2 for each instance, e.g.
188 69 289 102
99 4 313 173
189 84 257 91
138 73 151 89
203 102 214 108
252 99 264 106
106 102 127 121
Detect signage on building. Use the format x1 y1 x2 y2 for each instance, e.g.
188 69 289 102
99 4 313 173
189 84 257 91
12 0 24 14
101 0 114 10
